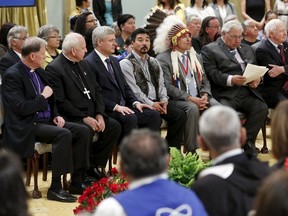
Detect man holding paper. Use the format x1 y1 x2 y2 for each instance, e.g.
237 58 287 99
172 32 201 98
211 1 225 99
201 20 268 156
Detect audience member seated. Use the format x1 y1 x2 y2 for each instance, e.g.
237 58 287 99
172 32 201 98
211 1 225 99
117 36 132 61
0 25 28 75
2 37 90 202
115 14 136 55
0 22 16 58
256 19 288 108
270 100 288 169
85 26 161 140
74 11 98 36
150 0 186 23
186 14 202 37
92 0 122 26
94 129 208 216
249 170 288 216
185 0 214 20
155 16 219 153
0 150 31 216
192 16 221 53
241 19 260 46
201 20 268 155
45 32 121 180
120 28 186 150
37 24 62 69
191 106 271 216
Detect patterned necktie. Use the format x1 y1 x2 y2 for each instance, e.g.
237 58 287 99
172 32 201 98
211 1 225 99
105 58 125 106
278 44 286 64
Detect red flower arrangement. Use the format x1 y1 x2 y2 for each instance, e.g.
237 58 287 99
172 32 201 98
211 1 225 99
73 168 128 215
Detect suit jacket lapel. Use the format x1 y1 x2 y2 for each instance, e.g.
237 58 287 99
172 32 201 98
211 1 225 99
266 39 283 64
18 64 37 96
60 55 86 95
219 40 239 64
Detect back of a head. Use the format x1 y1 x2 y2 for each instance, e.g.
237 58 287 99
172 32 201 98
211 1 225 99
120 129 168 179
21 37 47 58
272 100 288 160
0 150 29 216
253 170 288 216
7 25 28 48
199 105 241 152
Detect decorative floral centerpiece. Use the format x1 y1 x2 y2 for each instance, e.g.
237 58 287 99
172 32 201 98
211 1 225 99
73 168 128 215
73 148 210 215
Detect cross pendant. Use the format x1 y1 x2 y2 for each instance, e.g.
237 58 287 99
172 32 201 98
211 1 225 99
83 87 91 99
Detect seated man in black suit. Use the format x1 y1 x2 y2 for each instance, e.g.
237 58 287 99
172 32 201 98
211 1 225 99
201 20 268 155
45 32 121 179
256 19 288 108
85 26 162 139
191 106 271 216
0 25 28 75
2 37 90 202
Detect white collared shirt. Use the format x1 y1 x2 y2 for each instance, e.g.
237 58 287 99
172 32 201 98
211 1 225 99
212 148 243 165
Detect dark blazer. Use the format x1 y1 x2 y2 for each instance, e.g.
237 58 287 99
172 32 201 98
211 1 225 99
45 53 105 121
2 62 58 158
157 49 211 101
92 0 122 26
0 49 21 75
256 39 288 108
85 50 138 112
201 38 264 102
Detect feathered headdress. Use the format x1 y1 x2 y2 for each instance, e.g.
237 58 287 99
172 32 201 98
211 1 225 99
153 15 186 54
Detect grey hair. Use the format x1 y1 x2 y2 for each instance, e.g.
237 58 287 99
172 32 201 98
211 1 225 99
199 105 241 152
7 25 28 48
62 32 83 54
186 14 202 24
37 24 59 41
120 129 168 178
242 19 255 30
222 20 243 33
265 19 285 38
92 26 115 48
21 36 47 57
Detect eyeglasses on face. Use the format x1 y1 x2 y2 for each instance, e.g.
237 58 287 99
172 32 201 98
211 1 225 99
227 33 243 40
13 36 28 40
49 35 61 39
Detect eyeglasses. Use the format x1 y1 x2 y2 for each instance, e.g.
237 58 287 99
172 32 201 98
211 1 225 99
208 26 221 29
13 36 28 41
49 35 61 39
228 34 243 40
86 18 97 23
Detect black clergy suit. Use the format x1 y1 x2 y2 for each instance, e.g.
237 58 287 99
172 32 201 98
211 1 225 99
201 38 268 144
191 152 271 216
256 40 288 108
45 53 121 167
0 49 21 75
85 50 161 137
2 61 89 177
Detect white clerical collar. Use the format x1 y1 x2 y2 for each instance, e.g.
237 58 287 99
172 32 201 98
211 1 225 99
212 148 243 165
62 52 76 63
129 173 168 190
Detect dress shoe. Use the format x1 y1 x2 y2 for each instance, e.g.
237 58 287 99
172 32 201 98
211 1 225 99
243 141 258 157
86 167 107 180
83 176 97 187
69 184 85 195
47 188 77 203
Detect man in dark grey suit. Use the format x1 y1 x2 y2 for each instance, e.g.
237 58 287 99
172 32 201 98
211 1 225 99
201 20 268 155
0 25 28 75
156 20 218 153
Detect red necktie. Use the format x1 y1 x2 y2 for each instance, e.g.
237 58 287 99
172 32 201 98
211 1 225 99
278 44 286 64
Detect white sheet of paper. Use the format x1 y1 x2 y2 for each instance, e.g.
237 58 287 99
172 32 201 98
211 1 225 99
243 63 269 84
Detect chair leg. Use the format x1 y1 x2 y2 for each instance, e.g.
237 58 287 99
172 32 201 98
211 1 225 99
112 145 118 165
26 158 32 186
31 151 42 199
261 120 268 154
42 153 48 181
